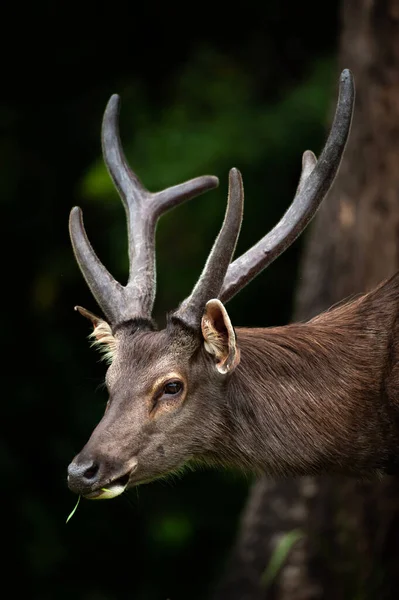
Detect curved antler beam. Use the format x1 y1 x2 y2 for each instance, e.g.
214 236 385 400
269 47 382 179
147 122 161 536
69 207 126 325
219 69 355 304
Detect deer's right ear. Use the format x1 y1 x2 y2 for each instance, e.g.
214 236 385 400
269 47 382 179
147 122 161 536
201 299 240 375
75 306 116 363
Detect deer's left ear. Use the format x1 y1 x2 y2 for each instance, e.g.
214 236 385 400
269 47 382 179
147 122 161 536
75 305 117 363
201 299 240 374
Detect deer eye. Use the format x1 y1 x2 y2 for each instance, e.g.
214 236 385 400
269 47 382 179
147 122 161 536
163 380 183 395
151 378 185 413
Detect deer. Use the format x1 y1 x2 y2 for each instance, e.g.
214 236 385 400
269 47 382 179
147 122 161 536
67 70 399 501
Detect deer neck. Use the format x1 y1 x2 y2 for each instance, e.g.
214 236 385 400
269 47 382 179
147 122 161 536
212 304 398 477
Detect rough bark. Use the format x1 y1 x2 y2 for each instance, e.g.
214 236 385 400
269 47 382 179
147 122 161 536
212 2 399 599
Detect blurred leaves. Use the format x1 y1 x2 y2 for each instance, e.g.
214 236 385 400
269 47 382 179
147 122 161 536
150 513 193 549
261 529 304 588
83 52 333 198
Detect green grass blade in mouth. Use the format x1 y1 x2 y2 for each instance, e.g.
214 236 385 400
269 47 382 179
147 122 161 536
66 495 81 524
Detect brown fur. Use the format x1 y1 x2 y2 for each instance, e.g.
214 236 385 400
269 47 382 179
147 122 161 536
219 273 399 476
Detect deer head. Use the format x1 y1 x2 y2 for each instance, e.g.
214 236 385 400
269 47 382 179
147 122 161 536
67 70 354 499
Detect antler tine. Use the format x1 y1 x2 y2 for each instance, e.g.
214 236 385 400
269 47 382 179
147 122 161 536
70 95 219 327
69 207 125 325
174 168 244 328
102 95 219 318
220 69 355 304
101 94 148 212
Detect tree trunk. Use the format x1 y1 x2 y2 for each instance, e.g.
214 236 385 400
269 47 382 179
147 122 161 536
212 2 399 599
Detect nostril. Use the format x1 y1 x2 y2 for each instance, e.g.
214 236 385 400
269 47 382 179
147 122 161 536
83 462 99 481
68 459 100 485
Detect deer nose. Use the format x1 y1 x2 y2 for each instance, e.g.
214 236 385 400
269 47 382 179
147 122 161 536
67 458 100 494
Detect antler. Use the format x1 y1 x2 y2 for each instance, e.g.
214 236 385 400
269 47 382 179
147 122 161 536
174 168 244 328
219 68 355 303
69 94 219 326
172 69 354 327
70 70 354 329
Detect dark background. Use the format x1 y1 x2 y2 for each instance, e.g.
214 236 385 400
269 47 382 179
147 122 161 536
4 3 340 598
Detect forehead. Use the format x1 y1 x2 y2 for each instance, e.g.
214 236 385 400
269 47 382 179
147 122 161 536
111 325 198 373
119 329 176 365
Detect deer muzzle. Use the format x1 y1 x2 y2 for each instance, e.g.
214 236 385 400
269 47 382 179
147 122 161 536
67 454 138 499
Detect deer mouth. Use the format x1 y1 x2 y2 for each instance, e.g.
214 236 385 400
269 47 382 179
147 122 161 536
84 470 133 500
